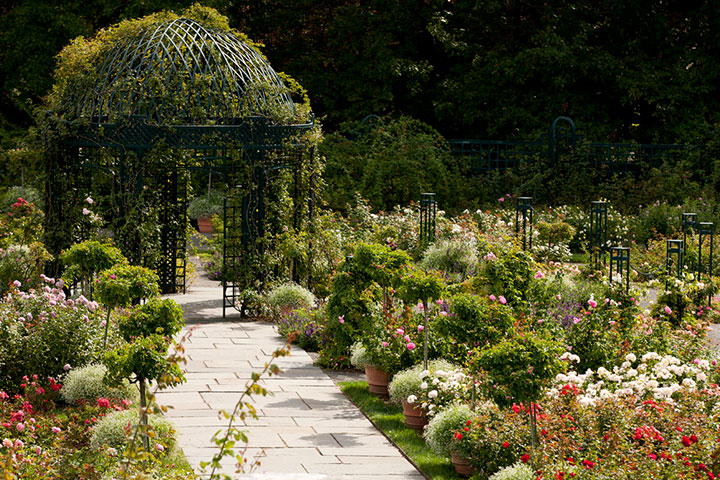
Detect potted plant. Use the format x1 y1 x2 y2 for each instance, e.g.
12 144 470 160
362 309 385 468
350 312 426 397
264 282 316 320
409 365 473 419
350 341 390 396
424 403 476 477
187 191 224 233
388 359 456 430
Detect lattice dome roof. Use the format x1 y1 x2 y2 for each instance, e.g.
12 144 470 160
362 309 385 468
78 18 294 125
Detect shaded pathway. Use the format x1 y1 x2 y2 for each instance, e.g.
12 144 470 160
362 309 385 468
158 267 424 480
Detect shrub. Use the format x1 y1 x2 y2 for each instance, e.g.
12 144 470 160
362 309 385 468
95 265 160 308
473 334 565 408
264 282 315 313
187 190 224 219
1 186 43 212
487 462 535 480
477 246 535 305
420 239 478 282
356 311 431 376
388 359 456 405
61 363 137 405
424 403 474 457
320 116 454 213
320 243 411 368
60 240 126 291
349 341 372 370
118 297 184 341
435 294 514 363
0 196 44 247
90 408 176 451
0 282 106 393
275 306 326 351
0 242 53 294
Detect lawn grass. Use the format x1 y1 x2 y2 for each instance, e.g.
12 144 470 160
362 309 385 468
569 252 588 263
339 380 461 480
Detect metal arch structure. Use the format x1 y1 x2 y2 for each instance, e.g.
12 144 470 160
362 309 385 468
78 18 293 125
46 17 315 300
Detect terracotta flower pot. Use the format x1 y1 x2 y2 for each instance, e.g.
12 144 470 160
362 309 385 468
450 452 475 478
365 365 390 397
196 217 214 233
401 399 428 431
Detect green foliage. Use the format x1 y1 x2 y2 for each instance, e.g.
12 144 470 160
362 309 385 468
320 116 454 212
0 196 44 247
474 334 565 408
60 363 137 405
90 408 176 451
477 246 536 305
264 282 315 311
419 240 478 283
95 265 160 308
118 298 184 341
60 240 126 288
103 333 183 388
187 190 224 220
320 243 411 368
423 404 474 458
652 274 717 327
274 306 326 352
356 313 427 376
388 359 456 405
0 243 53 295
398 268 446 306
487 463 535 480
435 293 514 363
534 219 575 247
1 186 43 212
0 283 106 393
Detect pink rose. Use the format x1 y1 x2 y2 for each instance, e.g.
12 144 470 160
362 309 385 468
406 343 416 350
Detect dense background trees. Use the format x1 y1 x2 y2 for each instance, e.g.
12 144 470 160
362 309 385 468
2 0 720 200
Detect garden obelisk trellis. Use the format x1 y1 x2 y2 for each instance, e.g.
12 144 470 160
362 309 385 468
43 14 316 308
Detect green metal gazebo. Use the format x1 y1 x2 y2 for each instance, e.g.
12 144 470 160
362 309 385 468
44 16 316 310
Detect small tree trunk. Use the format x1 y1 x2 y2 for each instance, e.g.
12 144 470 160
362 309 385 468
422 298 429 370
138 377 149 451
529 402 537 451
102 308 112 350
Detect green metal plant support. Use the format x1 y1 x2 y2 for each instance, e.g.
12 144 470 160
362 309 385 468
698 222 714 280
419 193 437 247
515 197 534 251
666 239 684 278
609 246 630 293
589 200 608 265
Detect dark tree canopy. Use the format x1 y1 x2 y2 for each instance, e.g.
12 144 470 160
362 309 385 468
3 0 720 146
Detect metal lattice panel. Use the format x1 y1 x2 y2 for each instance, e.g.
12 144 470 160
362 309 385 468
79 18 293 125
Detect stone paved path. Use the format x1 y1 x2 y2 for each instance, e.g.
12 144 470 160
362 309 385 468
158 268 424 480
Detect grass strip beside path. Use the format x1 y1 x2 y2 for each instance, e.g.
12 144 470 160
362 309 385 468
338 380 461 480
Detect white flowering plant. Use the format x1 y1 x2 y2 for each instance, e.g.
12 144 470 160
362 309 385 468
388 359 456 406
549 351 718 406
411 366 474 417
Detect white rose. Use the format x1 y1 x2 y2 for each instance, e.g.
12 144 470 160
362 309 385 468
420 382 428 390
428 390 438 399
407 395 417 404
